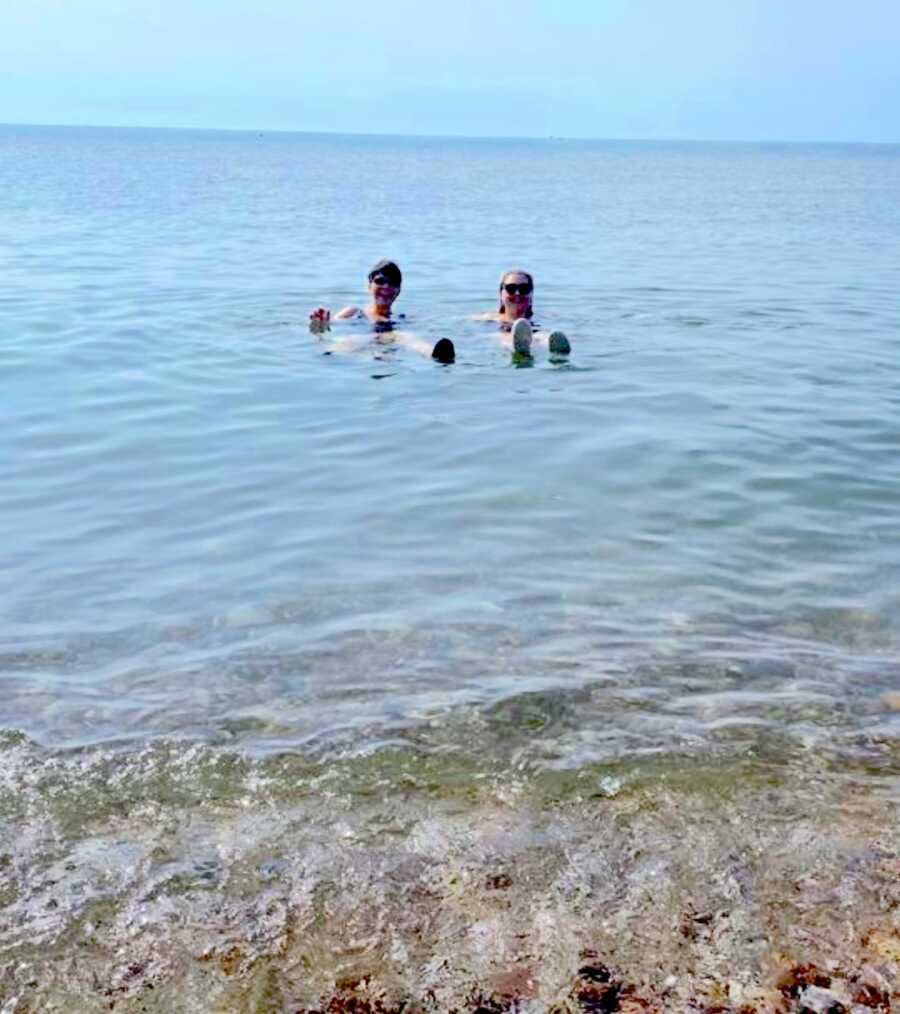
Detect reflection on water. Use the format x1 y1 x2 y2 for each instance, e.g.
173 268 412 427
2 603 899 762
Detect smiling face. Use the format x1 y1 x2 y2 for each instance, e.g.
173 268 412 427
367 262 402 312
368 273 400 308
499 271 534 319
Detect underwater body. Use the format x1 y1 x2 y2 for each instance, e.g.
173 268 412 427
3 125 900 1011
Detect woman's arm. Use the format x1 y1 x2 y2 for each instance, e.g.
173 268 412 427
309 305 364 332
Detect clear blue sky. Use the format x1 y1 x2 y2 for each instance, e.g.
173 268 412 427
2 0 898 142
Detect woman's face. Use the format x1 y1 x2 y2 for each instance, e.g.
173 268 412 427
369 271 400 306
500 272 533 315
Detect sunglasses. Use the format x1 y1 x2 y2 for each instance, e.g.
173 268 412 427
371 274 399 287
503 282 532 296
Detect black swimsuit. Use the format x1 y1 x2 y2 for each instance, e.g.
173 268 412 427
499 316 537 332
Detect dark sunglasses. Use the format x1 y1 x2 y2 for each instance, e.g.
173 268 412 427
503 282 532 296
371 274 399 287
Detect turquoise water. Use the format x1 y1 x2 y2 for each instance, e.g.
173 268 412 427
3 125 900 1009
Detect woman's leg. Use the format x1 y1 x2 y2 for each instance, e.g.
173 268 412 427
388 330 455 363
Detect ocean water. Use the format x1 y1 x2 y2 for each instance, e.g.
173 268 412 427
3 125 900 1011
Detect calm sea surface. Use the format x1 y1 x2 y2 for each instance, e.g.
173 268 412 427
2 125 900 1009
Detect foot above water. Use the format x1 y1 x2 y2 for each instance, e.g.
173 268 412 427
511 318 533 356
431 337 455 364
548 330 571 356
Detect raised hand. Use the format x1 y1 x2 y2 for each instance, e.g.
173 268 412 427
309 307 331 334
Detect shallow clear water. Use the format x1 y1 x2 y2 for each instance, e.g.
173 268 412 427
3 125 900 1009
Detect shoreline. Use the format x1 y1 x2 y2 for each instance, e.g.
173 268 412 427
2 736 899 1011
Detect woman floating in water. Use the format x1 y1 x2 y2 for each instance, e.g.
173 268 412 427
309 260 455 363
473 268 570 358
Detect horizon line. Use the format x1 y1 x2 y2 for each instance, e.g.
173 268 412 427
1 119 898 147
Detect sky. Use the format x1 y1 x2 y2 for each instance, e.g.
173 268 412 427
1 0 899 142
